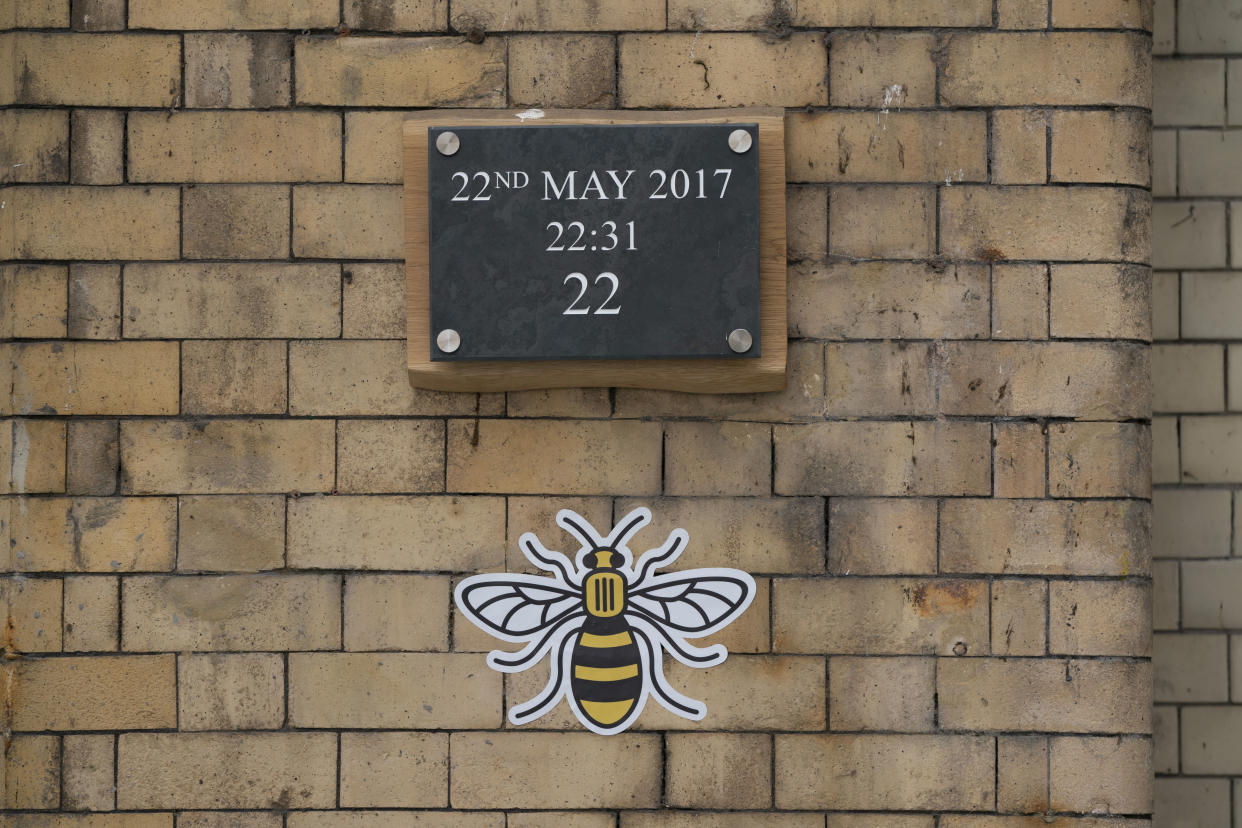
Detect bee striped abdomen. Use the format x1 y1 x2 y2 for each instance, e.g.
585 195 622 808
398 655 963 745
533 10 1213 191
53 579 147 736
572 621 641 727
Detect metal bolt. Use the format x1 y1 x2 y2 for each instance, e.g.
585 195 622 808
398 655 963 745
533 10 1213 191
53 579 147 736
728 128 752 154
437 328 461 353
436 131 460 156
727 328 753 353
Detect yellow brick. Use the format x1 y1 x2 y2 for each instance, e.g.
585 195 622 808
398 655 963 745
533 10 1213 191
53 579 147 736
0 109 68 183
179 495 285 572
62 734 114 812
509 814 612 828
116 733 336 810
992 263 1049 339
992 579 1047 656
70 109 123 185
1052 0 1153 28
1049 422 1150 497
504 496 613 571
941 32 1150 106
1 816 171 828
452 0 662 30
774 421 991 496
9 654 175 730
9 497 176 572
998 0 1050 29
941 499 1150 575
178 815 281 828
287 495 504 571
830 32 937 107
827 818 933 828
343 263 405 335
122 574 340 651
185 33 291 108
828 498 937 575
997 736 1049 814
292 185 403 258
345 574 449 651
130 0 338 29
5 33 179 106
12 342 177 416
344 111 410 182
124 263 339 339
776 734 994 810
829 656 935 731
1049 737 1153 814
345 0 447 30
774 578 989 656
1051 110 1151 185
62 575 119 651
8 419 65 494
289 815 501 828
940 186 1150 262
71 0 125 31
2 0 69 27
1 576 61 651
787 111 986 183
337 420 445 493
2 734 59 809
182 340 287 416
129 112 340 183
619 34 826 108
178 653 285 730
994 422 1047 498
182 185 291 259
295 36 504 106
0 186 179 260
625 816 823 828
289 653 501 728
991 109 1048 184
666 733 771 809
510 35 615 108
506 388 611 418
68 264 120 340
341 732 448 808
450 732 661 808
789 261 990 340
665 422 770 496
120 420 334 494
2 264 66 339
795 0 990 25
829 186 934 258
1049 580 1152 656
1050 263 1152 339
786 185 827 261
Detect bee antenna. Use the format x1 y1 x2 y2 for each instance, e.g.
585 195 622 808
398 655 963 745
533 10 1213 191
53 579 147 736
556 511 603 551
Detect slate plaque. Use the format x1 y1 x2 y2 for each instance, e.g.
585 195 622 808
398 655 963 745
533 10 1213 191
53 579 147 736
427 123 761 361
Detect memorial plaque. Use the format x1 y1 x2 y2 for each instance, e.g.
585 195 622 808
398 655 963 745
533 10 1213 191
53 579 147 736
427 123 761 361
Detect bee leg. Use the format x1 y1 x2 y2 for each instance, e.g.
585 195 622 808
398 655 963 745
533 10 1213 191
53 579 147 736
488 612 585 672
631 615 726 666
631 624 707 721
509 628 576 726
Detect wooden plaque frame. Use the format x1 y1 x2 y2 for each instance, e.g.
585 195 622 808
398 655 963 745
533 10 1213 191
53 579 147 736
403 108 786 393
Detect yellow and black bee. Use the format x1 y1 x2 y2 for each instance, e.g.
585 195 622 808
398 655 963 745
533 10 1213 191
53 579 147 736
455 507 756 735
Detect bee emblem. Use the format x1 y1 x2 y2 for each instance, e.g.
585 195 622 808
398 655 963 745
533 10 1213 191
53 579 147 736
454 506 757 735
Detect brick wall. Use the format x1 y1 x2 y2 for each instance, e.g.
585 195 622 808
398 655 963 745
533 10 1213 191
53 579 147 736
1151 0 1242 824
1 0 1153 825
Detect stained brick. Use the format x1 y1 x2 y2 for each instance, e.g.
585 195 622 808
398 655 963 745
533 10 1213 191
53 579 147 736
130 0 338 29
1049 736 1153 814
0 186 179 260
344 0 448 30
182 186 291 259
70 109 123 185
828 498 937 575
8 497 176 572
62 576 119 652
451 0 662 30
341 732 448 808
1051 110 1151 186
793 0 992 26
829 32 937 108
666 733 771 809
2 734 59 809
337 419 445 493
4 33 179 107
1050 264 1152 340
510 35 615 109
1048 422 1151 498
179 495 284 573
179 653 285 730
185 33 291 109
68 264 120 340
829 657 935 732
0 109 68 183
0 576 62 651
343 263 405 335
292 185 403 258
62 734 114 811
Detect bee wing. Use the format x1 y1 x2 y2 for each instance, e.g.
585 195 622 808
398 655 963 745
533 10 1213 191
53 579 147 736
455 573 581 643
627 568 756 638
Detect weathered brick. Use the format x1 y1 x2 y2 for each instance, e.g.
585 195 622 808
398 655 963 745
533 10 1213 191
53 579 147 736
1 817 171 828
12 342 177 416
72 0 125 30
509 813 613 828
774 421 991 496
992 109 1048 184
123 574 338 651
991 579 1047 656
1051 110 1151 185
62 734 114 812
121 420 334 494
5 33 179 106
666 733 771 809
452 0 661 30
343 112 409 183
345 574 449 651
1151 270 1178 339
70 109 123 185
940 186 1150 262
510 35 615 108
1152 560 1179 631
179 815 281 828
1180 130 1242 196
829 186 934 258
2 0 69 27
827 818 934 828
828 498 936 575
341 732 448 808
344 0 448 30
1153 778 1231 828
789 262 989 340
9 497 176 572
941 499 1150 575
786 185 827 261
1051 264 1152 340
449 420 661 495
129 112 339 183
829 656 935 731
1153 704 1178 772
619 34 826 108
640 656 825 731
1154 633 1228 702
181 340 287 416
1151 415 1179 483
1179 0 1242 51
9 655 175 730
117 733 336 810
1 576 61 651
939 659 1151 733
293 185 403 258
1049 737 1152 814
830 32 936 108
787 111 986 183
665 422 770 496
994 422 1046 499
1 265 66 339
295 37 504 106
1151 129 1177 196
1048 422 1150 498
2 734 59 809
1163 59 1224 126
1154 203 1226 270
997 0 1048 28
185 33 291 109
183 186 290 259
66 421 117 497
776 735 994 810
0 109 68 183
507 388 611 418
124 263 339 339
823 341 939 417
289 653 501 728
997 736 1049 814
941 33 1150 106
774 578 989 656
450 732 660 808
179 495 284 572
130 0 338 29
0 186 179 260
62 575 119 652
1182 559 1242 627
505 497 613 570
1183 272 1242 337
626 817 822 828
178 653 284 731
68 264 120 340
793 0 991 26
1153 343 1223 412
343 263 405 335
1054 0 1152 28
337 419 444 493
7 419 65 494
